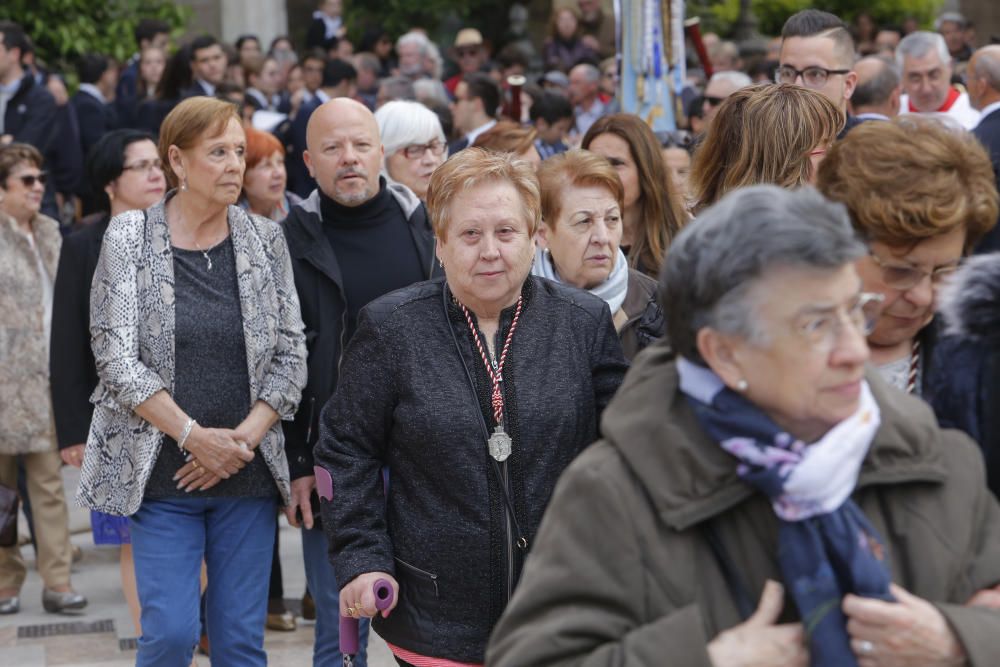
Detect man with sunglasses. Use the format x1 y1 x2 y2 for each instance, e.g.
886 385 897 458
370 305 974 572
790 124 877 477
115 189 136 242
700 71 751 129
777 10 860 138
444 28 489 97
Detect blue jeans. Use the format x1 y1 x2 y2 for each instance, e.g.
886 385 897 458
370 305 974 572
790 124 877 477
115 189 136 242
130 496 277 667
302 525 369 667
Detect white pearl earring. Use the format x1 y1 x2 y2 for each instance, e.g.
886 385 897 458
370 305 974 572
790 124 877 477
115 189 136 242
736 379 748 392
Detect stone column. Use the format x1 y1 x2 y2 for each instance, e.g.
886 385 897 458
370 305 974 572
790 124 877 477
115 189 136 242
219 0 289 50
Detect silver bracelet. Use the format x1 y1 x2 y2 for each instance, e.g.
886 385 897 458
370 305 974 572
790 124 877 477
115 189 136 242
178 418 197 451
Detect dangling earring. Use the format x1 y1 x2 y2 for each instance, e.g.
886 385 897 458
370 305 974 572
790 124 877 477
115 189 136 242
180 177 188 192
736 379 749 392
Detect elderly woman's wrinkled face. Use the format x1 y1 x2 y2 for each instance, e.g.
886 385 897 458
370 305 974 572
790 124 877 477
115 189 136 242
713 263 870 442
855 228 965 349
436 181 536 316
385 139 445 200
0 160 45 223
539 183 622 290
172 117 246 207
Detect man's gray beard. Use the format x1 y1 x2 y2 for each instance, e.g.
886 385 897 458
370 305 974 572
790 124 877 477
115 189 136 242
331 185 376 206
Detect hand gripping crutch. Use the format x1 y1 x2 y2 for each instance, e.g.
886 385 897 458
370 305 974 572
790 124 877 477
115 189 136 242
340 578 394 667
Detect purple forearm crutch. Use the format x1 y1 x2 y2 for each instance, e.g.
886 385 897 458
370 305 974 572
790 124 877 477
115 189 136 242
340 578 394 667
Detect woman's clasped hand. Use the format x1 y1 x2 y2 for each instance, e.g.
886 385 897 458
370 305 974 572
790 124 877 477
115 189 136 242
173 425 255 492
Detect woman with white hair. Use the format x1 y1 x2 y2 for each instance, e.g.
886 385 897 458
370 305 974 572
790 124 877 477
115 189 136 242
374 100 447 201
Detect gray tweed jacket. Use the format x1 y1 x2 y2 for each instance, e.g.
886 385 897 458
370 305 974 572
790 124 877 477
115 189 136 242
77 194 307 516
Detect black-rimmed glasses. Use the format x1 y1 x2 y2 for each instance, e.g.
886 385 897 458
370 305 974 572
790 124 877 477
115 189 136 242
774 65 851 88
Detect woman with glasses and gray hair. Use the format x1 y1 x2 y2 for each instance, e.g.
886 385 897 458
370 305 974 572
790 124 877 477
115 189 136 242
817 115 997 396
488 184 1000 666
374 100 447 202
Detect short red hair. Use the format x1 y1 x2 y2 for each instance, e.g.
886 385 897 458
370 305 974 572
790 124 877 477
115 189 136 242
244 127 285 169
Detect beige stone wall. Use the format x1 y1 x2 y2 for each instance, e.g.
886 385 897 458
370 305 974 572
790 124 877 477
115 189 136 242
959 0 999 48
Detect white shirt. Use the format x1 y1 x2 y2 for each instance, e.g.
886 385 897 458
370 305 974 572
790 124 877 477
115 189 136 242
976 101 1000 128
464 119 497 147
195 78 216 97
574 97 607 136
900 90 980 131
855 112 890 121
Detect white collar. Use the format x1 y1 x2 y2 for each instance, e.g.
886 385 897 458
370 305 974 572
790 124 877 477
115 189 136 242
196 78 216 96
78 83 106 104
854 112 889 121
465 119 497 146
978 101 1000 125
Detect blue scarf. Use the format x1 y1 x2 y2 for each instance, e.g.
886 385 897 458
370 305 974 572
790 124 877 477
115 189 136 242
677 358 893 667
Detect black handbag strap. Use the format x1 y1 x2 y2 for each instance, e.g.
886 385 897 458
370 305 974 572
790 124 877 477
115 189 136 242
701 521 755 621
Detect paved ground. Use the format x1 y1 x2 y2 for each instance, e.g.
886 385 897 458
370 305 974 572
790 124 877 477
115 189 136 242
0 467 396 666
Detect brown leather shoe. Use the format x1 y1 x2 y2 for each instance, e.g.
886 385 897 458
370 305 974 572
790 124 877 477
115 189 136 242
266 610 296 631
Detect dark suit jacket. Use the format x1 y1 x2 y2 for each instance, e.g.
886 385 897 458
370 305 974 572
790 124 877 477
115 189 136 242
71 90 118 160
974 108 1000 253
50 215 111 449
448 136 470 155
286 95 322 198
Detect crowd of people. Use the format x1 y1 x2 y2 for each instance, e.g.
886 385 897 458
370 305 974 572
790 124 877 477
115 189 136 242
2 1 1000 666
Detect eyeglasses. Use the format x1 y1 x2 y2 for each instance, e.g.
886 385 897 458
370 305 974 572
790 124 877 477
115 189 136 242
14 172 47 187
774 65 851 88
795 292 884 351
868 250 961 291
401 141 446 159
702 95 725 107
123 159 164 175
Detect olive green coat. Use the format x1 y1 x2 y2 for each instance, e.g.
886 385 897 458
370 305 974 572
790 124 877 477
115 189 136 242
487 342 1000 666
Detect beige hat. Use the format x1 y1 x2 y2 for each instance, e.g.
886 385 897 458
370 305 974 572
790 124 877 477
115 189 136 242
454 28 484 48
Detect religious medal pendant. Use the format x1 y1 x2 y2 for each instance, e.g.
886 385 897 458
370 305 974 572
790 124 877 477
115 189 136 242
488 425 512 462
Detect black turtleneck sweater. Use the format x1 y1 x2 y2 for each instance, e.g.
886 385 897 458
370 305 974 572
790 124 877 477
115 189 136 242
320 185 427 343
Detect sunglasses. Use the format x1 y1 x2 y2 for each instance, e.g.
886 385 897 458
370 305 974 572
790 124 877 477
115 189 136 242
14 172 48 187
702 95 725 107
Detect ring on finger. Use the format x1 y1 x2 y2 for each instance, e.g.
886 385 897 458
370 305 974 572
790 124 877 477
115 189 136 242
858 640 875 655
192 459 200 469
346 605 355 617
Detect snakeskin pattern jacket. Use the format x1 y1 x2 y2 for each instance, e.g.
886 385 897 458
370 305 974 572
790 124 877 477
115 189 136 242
78 196 307 516
0 211 61 455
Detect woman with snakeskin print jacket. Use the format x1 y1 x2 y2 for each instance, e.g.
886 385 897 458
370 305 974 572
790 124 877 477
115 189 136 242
77 98 306 667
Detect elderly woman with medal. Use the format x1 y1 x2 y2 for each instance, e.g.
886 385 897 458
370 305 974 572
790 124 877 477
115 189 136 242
312 147 628 666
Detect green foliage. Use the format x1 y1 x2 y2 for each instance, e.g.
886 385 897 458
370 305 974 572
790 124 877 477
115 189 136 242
344 0 508 45
689 0 944 38
1 0 190 70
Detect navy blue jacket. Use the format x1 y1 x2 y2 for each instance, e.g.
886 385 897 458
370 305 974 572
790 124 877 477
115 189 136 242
928 252 1000 498
973 108 1000 253
3 72 57 155
71 90 118 161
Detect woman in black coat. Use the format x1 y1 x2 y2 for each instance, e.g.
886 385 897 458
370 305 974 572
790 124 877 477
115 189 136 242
313 148 628 665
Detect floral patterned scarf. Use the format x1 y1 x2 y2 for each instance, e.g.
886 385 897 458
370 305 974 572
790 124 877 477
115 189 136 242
677 357 893 667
